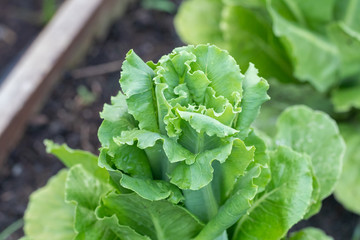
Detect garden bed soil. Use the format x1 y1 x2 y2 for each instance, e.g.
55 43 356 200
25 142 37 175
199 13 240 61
0 1 358 239
0 0 64 80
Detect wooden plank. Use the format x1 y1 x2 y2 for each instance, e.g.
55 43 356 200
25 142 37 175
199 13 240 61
0 0 131 164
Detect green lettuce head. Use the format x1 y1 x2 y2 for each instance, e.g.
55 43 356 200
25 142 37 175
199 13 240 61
97 44 271 237
98 44 270 191
22 44 344 240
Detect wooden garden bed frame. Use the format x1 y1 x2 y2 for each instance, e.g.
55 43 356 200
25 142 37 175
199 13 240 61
0 0 132 164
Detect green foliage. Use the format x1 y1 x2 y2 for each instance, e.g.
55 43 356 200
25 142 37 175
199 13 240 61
334 124 360 214
23 45 344 240
175 0 360 217
23 170 76 240
175 0 360 105
289 227 333 240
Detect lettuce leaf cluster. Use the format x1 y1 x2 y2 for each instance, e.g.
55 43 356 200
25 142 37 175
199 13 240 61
23 45 344 240
175 0 360 110
176 0 360 216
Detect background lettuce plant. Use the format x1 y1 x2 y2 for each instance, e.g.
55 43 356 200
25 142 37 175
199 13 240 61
175 0 360 215
23 45 344 240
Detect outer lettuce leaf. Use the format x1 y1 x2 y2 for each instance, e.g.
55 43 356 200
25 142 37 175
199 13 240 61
98 92 153 179
44 140 109 181
23 170 76 240
174 0 224 47
73 214 149 240
120 50 158 132
270 0 336 30
268 0 339 92
65 165 111 210
98 90 177 203
66 165 148 240
334 124 360 214
222 4 295 83
232 146 313 240
289 227 333 240
98 92 136 150
97 192 204 240
275 105 345 201
25 141 148 240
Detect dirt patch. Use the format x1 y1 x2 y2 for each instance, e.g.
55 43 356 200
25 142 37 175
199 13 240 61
0 0 65 79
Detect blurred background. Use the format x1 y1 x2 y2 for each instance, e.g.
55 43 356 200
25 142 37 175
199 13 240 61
0 0 359 239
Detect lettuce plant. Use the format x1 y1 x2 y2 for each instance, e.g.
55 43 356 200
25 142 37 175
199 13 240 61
175 0 360 215
23 45 344 240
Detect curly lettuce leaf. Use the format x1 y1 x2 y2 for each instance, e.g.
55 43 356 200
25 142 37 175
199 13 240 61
235 63 270 138
120 50 158 132
243 129 271 192
169 140 234 190
98 92 137 150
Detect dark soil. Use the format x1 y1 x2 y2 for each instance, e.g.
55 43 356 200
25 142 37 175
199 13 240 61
0 0 64 80
292 196 359 239
0 1 358 240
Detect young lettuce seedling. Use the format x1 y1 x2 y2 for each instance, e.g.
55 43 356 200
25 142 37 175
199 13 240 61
23 45 344 240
